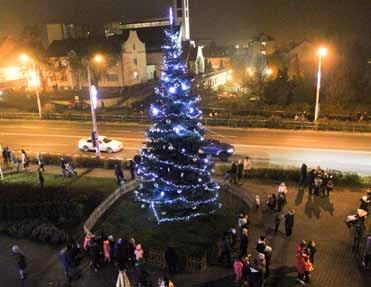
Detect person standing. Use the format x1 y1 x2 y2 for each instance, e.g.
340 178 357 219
362 236 371 268
219 233 232 266
252 250 266 287
0 166 3 182
237 160 244 183
307 241 317 263
240 228 249 257
299 163 307 187
274 213 282 233
264 245 273 278
296 241 306 285
103 237 112 263
128 160 136 180
114 163 125 186
12 245 27 283
230 161 237 184
38 169 45 190
165 246 178 274
134 244 144 263
7 148 14 169
284 210 295 238
59 245 71 283
243 156 252 179
233 257 244 284
277 193 285 212
60 157 67 177
37 153 45 172
303 253 314 283
21 150 29 171
308 170 315 194
2 146 8 167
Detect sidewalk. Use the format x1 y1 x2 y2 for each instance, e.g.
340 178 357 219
228 179 371 287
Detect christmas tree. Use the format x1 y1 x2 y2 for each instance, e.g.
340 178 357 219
136 9 219 223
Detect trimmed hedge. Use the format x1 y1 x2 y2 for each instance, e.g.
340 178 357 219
26 153 126 169
215 164 371 186
0 219 67 245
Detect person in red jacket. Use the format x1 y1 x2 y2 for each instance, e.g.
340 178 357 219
296 241 306 285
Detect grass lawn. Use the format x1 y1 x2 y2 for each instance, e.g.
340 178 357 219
3 172 117 193
95 189 248 259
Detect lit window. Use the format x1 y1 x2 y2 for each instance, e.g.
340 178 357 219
133 71 138 80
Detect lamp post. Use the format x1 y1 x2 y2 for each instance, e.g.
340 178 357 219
19 54 42 118
314 47 328 122
87 54 104 159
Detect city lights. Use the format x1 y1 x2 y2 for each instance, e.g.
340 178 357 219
317 47 328 57
265 67 273 76
93 54 104 64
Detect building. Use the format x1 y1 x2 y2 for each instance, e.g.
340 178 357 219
269 40 316 80
203 46 232 71
46 23 100 46
46 30 147 90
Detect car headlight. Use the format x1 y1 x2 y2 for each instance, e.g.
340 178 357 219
227 148 234 154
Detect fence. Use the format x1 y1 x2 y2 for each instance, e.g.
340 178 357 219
83 180 138 235
1 112 371 132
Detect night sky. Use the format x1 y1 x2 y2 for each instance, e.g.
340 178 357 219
0 0 370 44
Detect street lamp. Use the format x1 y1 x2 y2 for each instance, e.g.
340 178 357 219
265 68 273 77
314 47 328 122
19 53 42 118
87 54 105 159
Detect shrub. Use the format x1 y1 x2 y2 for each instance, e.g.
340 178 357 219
31 223 67 244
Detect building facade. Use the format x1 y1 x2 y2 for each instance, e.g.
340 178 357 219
45 30 147 90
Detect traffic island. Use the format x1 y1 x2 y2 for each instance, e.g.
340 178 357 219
94 188 248 272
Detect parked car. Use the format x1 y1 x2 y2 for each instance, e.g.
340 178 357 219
78 136 123 153
200 139 235 161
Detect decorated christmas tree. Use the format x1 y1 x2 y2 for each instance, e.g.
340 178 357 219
136 9 219 223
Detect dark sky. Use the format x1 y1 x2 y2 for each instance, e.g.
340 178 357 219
0 0 370 44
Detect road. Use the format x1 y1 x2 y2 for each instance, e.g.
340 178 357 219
0 119 371 175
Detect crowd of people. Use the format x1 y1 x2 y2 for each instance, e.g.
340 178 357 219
299 164 334 197
11 233 176 287
225 157 252 185
1 146 30 172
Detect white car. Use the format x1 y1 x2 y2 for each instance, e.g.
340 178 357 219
78 136 123 153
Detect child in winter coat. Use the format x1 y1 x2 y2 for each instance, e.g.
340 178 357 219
303 254 314 282
255 195 261 210
233 257 244 283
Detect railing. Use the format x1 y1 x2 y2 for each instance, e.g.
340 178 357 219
1 112 371 132
83 180 138 235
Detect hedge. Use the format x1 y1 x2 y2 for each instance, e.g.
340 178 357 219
215 164 371 187
25 153 126 169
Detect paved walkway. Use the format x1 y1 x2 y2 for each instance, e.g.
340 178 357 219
1 177 371 286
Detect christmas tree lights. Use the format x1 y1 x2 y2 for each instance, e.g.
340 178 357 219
135 8 219 223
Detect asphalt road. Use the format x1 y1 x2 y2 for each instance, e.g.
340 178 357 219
1 119 371 175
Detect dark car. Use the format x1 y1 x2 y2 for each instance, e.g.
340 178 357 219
200 139 235 161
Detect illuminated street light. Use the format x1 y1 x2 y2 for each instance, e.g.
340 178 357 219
93 54 104 64
247 67 254 76
19 53 42 118
265 68 273 76
87 53 105 159
6 67 20 80
314 47 328 122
